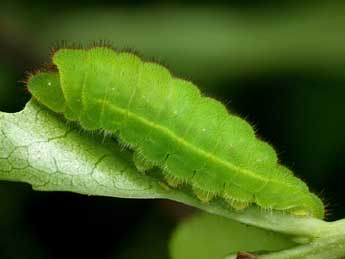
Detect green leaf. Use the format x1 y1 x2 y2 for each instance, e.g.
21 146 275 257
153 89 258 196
0 100 167 199
169 212 296 259
3 100 345 259
0 100 332 237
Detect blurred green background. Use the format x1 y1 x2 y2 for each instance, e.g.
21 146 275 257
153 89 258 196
0 1 344 258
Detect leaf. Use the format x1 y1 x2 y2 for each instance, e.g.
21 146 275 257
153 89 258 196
169 212 296 259
0 100 167 199
3 99 345 259
0 100 332 239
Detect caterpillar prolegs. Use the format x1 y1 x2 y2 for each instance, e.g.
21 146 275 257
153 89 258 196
27 46 324 218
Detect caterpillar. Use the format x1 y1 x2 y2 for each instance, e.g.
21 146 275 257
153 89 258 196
27 46 324 218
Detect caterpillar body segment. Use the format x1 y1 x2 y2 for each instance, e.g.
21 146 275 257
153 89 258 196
27 47 324 218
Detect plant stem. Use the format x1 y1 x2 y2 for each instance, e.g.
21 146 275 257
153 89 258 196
261 219 345 259
169 191 330 238
225 219 345 259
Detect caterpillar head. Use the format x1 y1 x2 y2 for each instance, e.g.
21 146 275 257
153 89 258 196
27 72 67 113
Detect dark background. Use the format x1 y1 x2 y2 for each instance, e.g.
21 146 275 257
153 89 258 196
1 1 344 258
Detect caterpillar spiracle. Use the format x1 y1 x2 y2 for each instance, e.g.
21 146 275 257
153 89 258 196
27 46 324 218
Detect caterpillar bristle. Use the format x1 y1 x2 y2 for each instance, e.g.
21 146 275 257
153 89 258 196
224 195 250 211
229 200 250 211
117 137 133 151
289 207 309 217
164 173 183 188
133 152 154 173
158 181 171 191
192 186 215 203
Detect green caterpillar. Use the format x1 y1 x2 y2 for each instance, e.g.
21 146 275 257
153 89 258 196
27 46 324 218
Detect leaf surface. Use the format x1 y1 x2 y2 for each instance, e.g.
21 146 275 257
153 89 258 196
170 212 296 259
0 100 329 238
